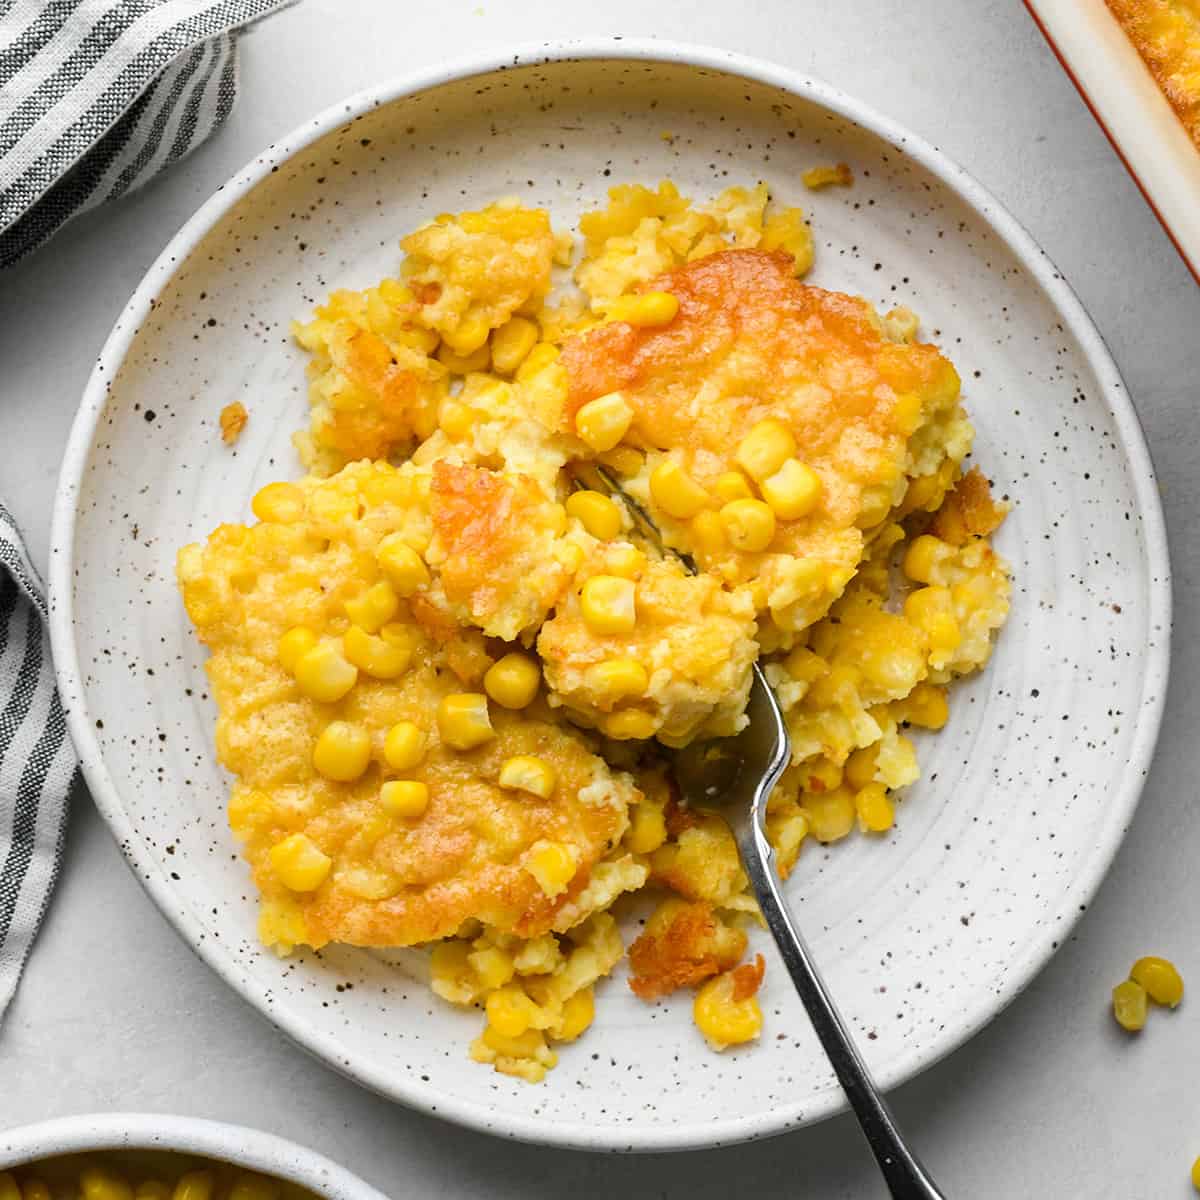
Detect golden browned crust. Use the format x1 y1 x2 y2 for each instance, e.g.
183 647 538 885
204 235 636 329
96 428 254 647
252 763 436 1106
929 467 1008 546
559 249 965 632
730 953 766 1002
429 461 572 638
1107 0 1200 148
627 900 747 1000
322 328 431 461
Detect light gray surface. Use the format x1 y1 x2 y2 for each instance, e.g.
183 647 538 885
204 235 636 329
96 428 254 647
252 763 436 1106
0 1 1196 1195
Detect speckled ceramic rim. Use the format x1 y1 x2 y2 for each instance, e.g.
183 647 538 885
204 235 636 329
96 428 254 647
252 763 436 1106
0 1113 388 1200
49 39 1172 1152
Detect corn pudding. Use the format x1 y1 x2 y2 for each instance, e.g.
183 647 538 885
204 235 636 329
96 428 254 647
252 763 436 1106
1107 0 1200 149
1 1156 316 1200
178 181 1011 1082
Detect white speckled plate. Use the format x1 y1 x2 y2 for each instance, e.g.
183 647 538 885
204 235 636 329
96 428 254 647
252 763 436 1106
49 41 1171 1151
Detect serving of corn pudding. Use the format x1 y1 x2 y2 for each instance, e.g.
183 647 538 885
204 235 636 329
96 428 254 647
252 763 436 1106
176 179 1011 1083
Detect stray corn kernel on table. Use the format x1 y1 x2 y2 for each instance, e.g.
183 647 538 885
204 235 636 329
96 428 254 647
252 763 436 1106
2 2 1199 1198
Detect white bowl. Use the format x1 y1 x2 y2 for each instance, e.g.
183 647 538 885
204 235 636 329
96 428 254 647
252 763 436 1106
49 40 1171 1151
0 1114 388 1200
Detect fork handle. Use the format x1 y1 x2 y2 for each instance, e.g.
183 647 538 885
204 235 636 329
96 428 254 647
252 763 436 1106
736 822 946 1200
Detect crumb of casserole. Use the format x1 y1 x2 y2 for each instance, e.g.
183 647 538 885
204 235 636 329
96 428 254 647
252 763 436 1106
219 401 248 445
178 179 1012 1082
802 162 855 189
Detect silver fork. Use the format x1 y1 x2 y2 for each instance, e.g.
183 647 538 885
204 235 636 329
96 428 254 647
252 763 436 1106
588 467 945 1199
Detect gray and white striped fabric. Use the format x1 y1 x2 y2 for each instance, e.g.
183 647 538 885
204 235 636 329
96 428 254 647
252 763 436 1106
0 506 77 1020
1 0 293 269
0 0 290 1022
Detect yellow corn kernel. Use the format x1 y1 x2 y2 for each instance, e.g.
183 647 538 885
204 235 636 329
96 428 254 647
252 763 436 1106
1192 1156 1200 1192
344 580 400 632
376 533 431 595
343 623 412 679
437 692 495 749
649 458 709 519
1113 978 1148 1032
598 445 645 476
438 398 475 438
251 481 305 524
468 944 515 990
171 1175 213 1200
783 645 826 684
269 833 331 892
294 640 358 703
498 754 558 799
803 786 857 843
604 708 658 740
720 498 777 552
481 1025 547 1060
761 208 814 274
313 720 372 782
587 657 648 700
690 509 726 554
803 758 843 793
228 1175 279 1200
904 586 961 653
437 339 490 374
626 797 667 854
525 839 579 897
383 721 425 770
490 316 539 374
486 984 541 1038
514 342 560 381
903 533 951 584
552 986 595 1042
604 544 646 579
694 970 763 1051
277 626 318 673
1130 956 1184 1008
714 470 754 503
566 489 623 540
855 783 894 832
844 744 880 790
483 652 541 709
580 574 637 634
604 290 679 326
380 779 429 818
80 1170 134 1200
443 312 491 357
761 458 822 520
430 940 475 1000
575 391 633 451
897 683 949 730
735 419 796 481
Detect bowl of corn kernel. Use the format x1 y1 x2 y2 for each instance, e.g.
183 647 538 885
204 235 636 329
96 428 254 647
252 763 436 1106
0 1116 387 1200
49 42 1170 1149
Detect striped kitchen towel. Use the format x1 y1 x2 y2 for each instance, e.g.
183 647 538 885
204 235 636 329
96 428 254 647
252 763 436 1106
0 0 291 1023
1 0 294 269
0 505 77 1022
